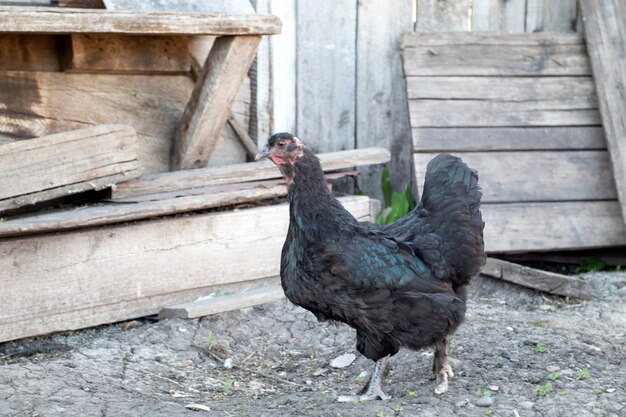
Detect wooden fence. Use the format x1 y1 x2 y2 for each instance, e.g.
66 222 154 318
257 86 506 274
251 0 580 199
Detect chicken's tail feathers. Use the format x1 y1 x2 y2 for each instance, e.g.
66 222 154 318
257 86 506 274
417 153 486 287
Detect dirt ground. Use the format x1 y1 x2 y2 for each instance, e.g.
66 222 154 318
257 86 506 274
1 272 625 417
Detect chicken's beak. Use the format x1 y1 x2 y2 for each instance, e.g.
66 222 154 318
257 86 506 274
255 146 270 161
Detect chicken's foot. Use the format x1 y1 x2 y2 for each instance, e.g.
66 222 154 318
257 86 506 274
337 355 391 402
432 338 454 394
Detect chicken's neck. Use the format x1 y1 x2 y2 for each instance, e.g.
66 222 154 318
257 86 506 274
284 148 357 238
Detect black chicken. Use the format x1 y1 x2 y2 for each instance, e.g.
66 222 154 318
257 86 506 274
256 133 485 401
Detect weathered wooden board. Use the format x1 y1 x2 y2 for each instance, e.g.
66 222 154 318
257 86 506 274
114 147 390 199
296 0 356 153
409 100 600 127
414 151 617 203
0 34 59 71
482 201 626 252
580 0 626 228
0 71 193 174
0 125 141 212
0 196 371 343
526 0 578 33
355 0 414 203
402 31 589 78
0 184 288 237
415 0 468 31
471 0 526 31
481 257 592 300
406 76 597 104
159 284 285 319
412 127 606 151
0 7 281 35
171 35 260 169
59 34 190 74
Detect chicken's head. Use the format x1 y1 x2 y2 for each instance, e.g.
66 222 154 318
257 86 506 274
255 132 303 166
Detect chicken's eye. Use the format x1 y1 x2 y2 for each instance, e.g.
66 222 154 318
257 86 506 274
277 141 286 148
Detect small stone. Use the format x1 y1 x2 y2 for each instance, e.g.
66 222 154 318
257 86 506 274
455 399 468 407
606 388 616 393
561 369 575 376
476 396 494 407
506 326 514 332
330 353 356 369
223 357 233 369
312 368 326 376
488 385 500 392
519 401 534 410
185 403 211 412
546 365 560 372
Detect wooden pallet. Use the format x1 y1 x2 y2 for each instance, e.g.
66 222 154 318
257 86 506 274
402 32 626 253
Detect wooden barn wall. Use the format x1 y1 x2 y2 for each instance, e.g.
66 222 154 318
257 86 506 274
252 0 579 201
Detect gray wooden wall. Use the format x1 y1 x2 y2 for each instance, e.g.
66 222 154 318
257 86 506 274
252 0 580 201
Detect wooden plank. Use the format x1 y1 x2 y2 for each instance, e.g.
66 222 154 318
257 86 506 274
0 71 193 174
159 284 285 319
402 31 584 47
0 7 282 35
471 0 526 31
355 0 414 203
0 184 288 237
114 147 391 199
482 201 626 252
580 0 626 228
0 195 371 343
402 42 590 76
526 0 578 33
415 0 468 31
171 35 260 169
412 127 606 151
409 100 600 127
296 0 356 153
0 34 59 71
481 257 592 300
406 76 597 104
59 34 190 74
0 125 141 212
414 151 617 203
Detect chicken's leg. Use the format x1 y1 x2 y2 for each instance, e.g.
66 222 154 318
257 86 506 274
432 338 454 394
337 355 391 402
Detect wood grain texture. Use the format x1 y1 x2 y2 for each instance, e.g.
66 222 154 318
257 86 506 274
0 6 281 35
414 151 617 203
415 0 468 31
471 0 526 31
159 284 285 319
580 0 626 227
0 71 193 174
114 147 390 199
0 34 59 71
482 201 626 252
482 257 592 300
0 125 141 212
526 0 578 32
355 0 414 203
296 0 356 153
412 127 606 151
171 35 260 169
402 33 590 76
60 34 190 74
0 196 371 343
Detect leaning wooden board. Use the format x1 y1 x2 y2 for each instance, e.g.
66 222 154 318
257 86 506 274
404 31 626 252
0 196 372 343
580 0 626 229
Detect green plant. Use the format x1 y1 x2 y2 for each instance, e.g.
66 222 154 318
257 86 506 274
355 374 367 383
376 411 385 417
548 371 563 381
485 409 494 416
406 390 417 398
207 330 214 351
393 405 405 414
536 382 553 396
577 368 590 380
223 375 236 394
576 257 606 274
535 342 548 353
376 167 416 225
616 264 622 272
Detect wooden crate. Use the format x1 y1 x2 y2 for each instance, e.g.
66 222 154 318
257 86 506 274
402 32 626 253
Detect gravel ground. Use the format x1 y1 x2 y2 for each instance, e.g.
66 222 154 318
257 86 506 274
1 272 625 417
